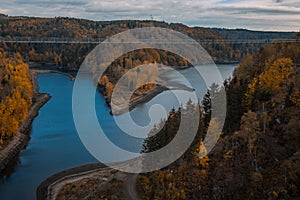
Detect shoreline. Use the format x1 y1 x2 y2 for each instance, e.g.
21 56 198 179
107 83 194 115
36 163 138 200
0 71 51 175
36 163 107 200
29 62 77 80
110 85 170 115
30 69 75 80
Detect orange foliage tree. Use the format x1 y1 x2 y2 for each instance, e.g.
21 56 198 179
0 52 33 143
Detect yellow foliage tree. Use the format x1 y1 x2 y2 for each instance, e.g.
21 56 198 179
105 82 114 98
0 52 33 141
259 58 294 95
245 57 296 107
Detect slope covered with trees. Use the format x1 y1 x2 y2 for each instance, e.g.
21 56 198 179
0 15 224 70
1 15 296 113
0 52 32 147
0 14 296 70
213 28 295 40
137 34 300 199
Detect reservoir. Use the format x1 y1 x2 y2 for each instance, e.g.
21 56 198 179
0 64 237 200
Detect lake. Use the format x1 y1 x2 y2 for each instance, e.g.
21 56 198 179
0 64 237 200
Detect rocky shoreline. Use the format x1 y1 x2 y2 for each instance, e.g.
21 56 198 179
103 83 194 115
108 84 170 115
0 72 51 175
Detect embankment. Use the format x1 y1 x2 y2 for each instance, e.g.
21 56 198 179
36 163 109 200
0 72 51 174
105 83 194 115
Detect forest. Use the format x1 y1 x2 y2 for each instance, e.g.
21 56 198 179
0 14 295 70
0 51 32 147
137 33 300 199
213 28 295 40
0 15 296 111
1 15 296 110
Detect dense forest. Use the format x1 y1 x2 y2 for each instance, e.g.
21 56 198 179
0 15 223 70
1 15 296 108
0 52 32 147
0 14 296 71
0 15 296 110
137 34 300 199
213 28 295 40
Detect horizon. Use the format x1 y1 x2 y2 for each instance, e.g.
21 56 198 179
1 13 298 33
1 0 300 32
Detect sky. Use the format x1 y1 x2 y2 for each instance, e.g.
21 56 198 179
0 0 300 31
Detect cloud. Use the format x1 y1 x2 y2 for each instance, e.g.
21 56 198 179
13 0 87 6
1 0 299 31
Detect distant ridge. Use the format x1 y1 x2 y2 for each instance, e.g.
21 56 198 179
0 14 8 20
212 28 296 40
0 13 298 68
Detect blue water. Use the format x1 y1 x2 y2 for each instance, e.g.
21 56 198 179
0 74 97 200
0 64 237 200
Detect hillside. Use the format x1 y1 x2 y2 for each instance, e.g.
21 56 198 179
0 14 297 71
212 28 295 40
137 33 300 200
1 14 297 112
0 15 225 69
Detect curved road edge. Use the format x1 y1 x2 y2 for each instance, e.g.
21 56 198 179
36 163 142 200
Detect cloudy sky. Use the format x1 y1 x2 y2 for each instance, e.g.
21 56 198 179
1 0 300 31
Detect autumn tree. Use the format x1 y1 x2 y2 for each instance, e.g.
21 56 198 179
245 57 296 108
239 110 261 156
0 52 32 143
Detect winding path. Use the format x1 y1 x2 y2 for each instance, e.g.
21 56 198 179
122 173 141 200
